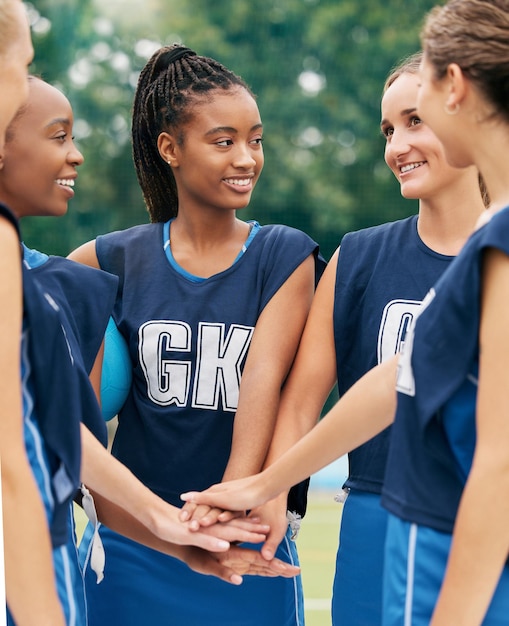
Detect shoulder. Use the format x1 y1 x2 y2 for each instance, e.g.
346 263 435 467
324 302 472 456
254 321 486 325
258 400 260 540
255 224 319 259
476 205 509 256
31 257 118 320
342 215 416 247
96 223 161 270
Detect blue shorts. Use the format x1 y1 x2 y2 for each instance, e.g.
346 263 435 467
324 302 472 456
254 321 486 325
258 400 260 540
80 522 304 626
332 490 388 625
383 514 509 625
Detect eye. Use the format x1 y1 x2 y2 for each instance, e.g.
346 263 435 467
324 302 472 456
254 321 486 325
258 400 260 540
409 115 422 128
53 132 68 143
381 126 393 139
250 137 263 146
215 139 233 147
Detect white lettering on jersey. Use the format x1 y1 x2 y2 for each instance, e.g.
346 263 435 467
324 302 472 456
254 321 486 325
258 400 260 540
138 320 254 410
395 289 436 396
377 299 423 363
193 323 253 412
139 321 192 406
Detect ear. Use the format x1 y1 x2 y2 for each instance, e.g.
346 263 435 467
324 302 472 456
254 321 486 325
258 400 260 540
445 62 468 110
157 132 180 168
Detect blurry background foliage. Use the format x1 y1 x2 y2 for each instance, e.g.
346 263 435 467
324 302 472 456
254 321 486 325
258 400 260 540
24 0 438 260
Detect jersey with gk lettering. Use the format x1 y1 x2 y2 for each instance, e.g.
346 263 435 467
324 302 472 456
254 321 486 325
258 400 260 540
334 215 453 493
96 222 321 507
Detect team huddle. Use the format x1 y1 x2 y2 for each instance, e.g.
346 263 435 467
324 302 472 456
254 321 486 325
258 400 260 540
2 1 509 625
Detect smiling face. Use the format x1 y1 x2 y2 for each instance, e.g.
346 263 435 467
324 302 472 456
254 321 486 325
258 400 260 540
159 86 264 215
0 0 34 147
381 71 470 201
0 78 84 219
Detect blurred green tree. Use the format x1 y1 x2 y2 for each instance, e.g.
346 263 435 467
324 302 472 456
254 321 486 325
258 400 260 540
22 0 438 260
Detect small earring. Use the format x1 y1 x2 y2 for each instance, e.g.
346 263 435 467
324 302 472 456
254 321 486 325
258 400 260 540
167 160 172 166
444 102 460 115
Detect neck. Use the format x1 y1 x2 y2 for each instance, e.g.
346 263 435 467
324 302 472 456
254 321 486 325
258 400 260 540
462 115 509 214
417 177 485 256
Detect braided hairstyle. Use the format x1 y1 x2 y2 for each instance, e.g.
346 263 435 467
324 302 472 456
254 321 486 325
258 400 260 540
132 44 252 222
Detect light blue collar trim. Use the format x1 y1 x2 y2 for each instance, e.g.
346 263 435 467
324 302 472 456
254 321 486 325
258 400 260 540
162 220 260 282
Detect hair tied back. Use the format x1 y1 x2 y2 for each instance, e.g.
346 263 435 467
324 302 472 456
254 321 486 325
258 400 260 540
153 45 197 76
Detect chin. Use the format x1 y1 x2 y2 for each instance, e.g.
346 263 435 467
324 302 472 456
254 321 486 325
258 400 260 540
400 185 421 200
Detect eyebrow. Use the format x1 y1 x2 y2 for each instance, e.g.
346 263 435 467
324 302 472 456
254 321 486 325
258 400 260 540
45 117 71 129
380 108 417 128
205 123 263 136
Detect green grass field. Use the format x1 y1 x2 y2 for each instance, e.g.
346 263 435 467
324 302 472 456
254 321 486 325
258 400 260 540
74 489 341 626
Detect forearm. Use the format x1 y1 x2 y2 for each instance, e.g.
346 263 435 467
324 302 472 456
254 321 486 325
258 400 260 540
80 424 172 537
259 357 397 503
431 460 509 624
222 374 280 481
223 255 316 481
90 490 189 560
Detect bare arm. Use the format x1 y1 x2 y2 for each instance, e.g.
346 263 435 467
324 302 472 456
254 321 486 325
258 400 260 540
67 239 100 268
80 424 274 550
431 248 509 625
247 250 339 556
264 248 339 466
182 355 397 512
80 426 299 582
0 219 65 626
222 254 316 481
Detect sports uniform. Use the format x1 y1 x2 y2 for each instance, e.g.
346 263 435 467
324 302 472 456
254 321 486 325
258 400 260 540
80 219 324 626
332 215 453 624
2 204 117 626
382 206 509 625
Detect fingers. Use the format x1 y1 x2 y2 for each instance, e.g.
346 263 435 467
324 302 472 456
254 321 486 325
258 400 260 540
178 500 198 522
184 548 243 585
200 517 270 545
217 546 300 578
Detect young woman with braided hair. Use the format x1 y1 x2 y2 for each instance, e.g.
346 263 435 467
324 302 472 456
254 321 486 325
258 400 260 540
183 1 509 622
70 44 325 625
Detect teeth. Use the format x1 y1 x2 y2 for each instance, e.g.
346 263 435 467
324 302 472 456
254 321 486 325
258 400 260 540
55 179 75 187
400 162 425 174
224 178 250 187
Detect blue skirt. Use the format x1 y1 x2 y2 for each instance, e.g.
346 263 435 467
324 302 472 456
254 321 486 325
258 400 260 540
80 522 304 626
383 514 509 625
332 490 388 625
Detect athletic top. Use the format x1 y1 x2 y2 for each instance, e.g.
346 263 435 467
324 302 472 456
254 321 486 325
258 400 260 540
382 206 509 532
97 222 324 510
334 215 453 493
22 245 117 444
0 203 117 546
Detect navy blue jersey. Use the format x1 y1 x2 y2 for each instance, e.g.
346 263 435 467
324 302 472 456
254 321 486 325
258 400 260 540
97 222 322 508
25 249 117 445
382 206 509 532
25 247 117 375
0 203 118 546
334 215 453 493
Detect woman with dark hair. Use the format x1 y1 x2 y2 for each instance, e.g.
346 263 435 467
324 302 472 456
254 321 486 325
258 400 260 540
71 44 324 626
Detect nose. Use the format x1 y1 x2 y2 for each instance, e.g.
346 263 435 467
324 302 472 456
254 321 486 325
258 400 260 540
385 128 411 163
68 140 84 167
232 142 258 169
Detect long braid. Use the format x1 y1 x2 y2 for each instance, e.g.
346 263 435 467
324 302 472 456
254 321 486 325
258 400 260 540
132 44 251 222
